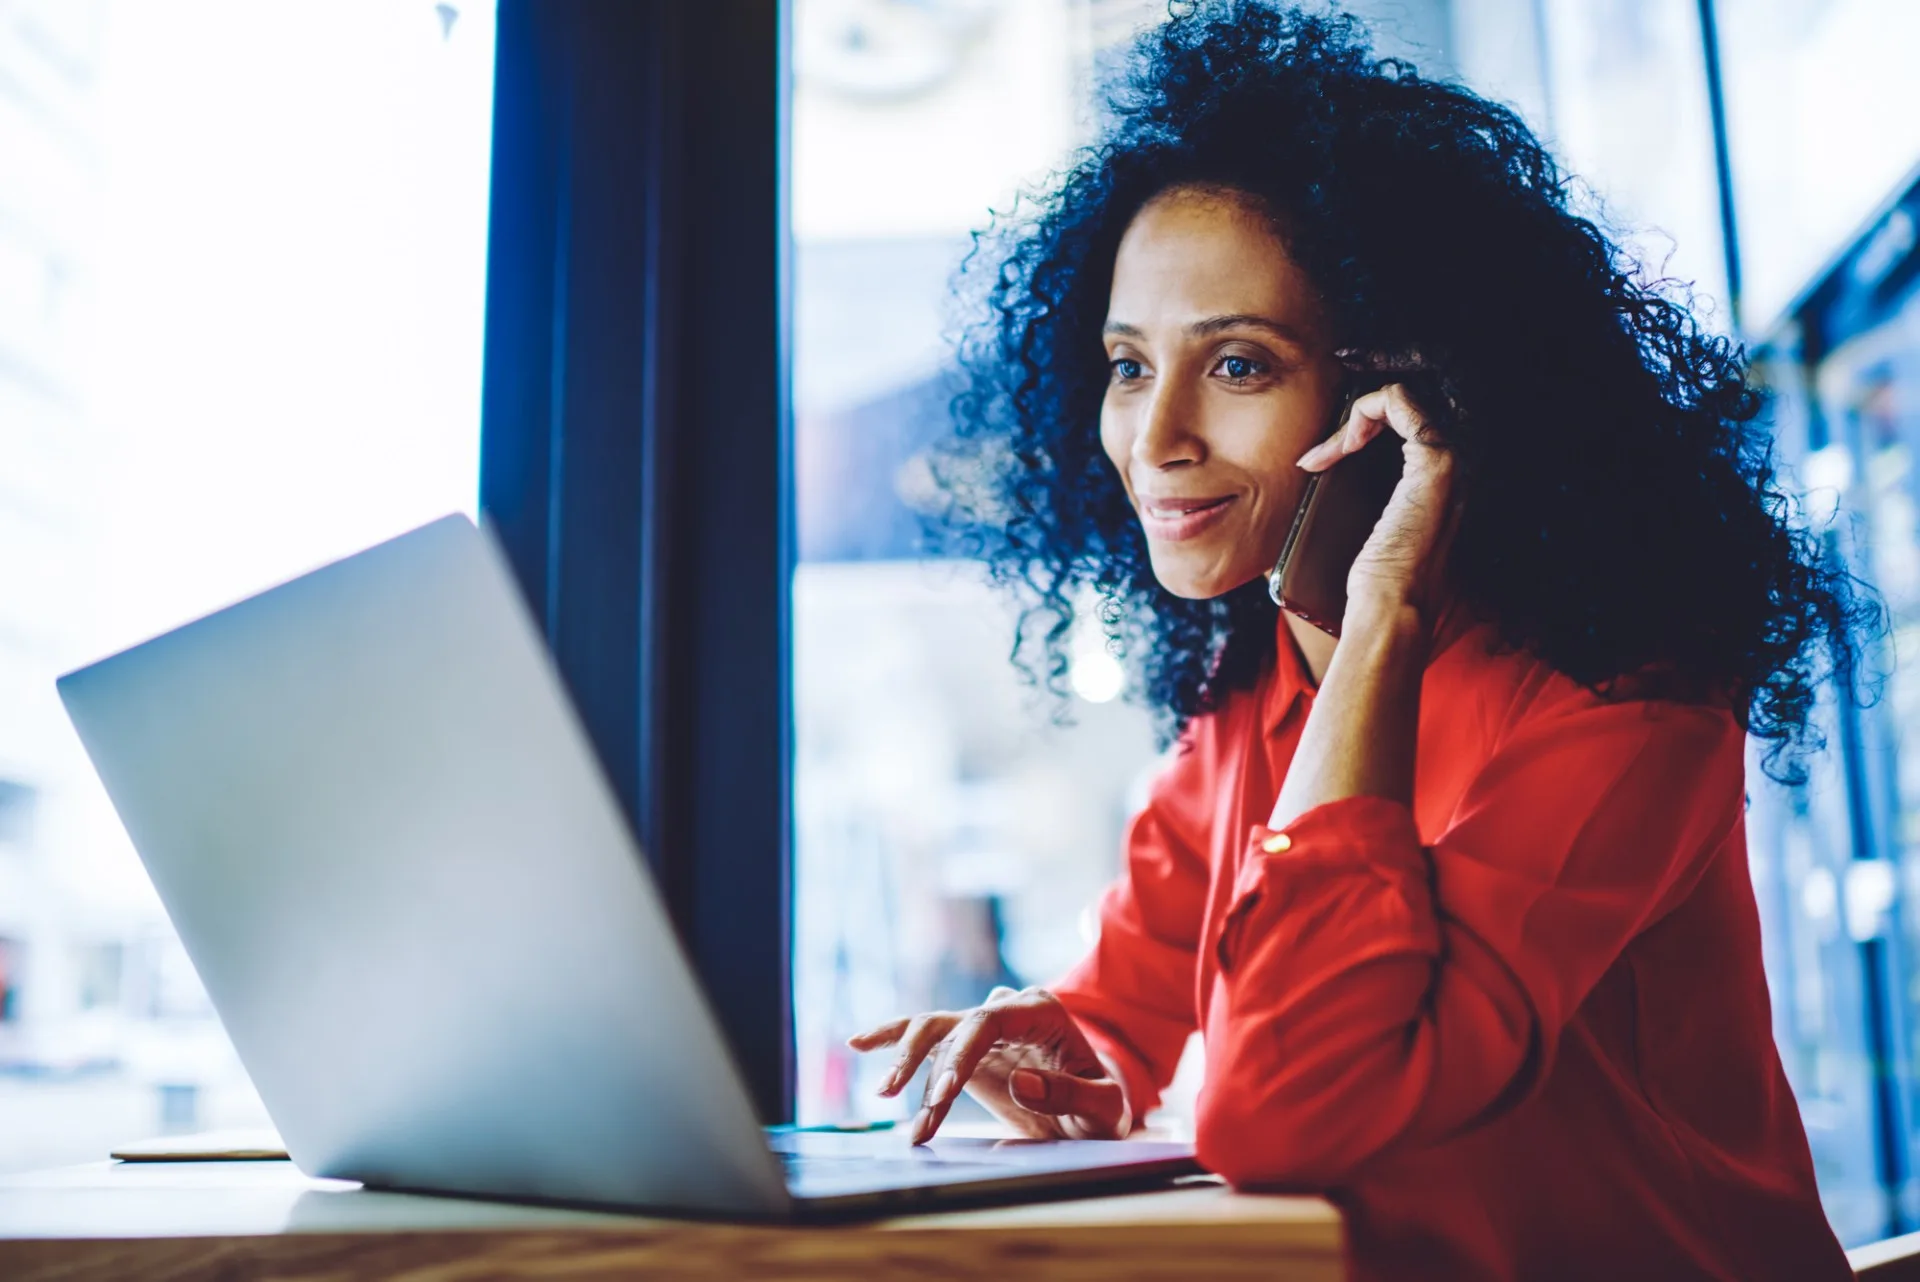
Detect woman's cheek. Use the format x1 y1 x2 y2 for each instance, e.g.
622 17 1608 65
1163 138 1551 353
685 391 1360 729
1245 394 1327 478
1098 404 1133 483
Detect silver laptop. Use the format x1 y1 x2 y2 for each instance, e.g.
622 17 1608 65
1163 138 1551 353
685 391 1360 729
55 514 1195 1218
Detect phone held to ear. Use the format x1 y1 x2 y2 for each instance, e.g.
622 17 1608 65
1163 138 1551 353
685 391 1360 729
1266 388 1405 637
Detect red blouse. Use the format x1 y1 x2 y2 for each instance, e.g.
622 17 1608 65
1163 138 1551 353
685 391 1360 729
1052 614 1850 1281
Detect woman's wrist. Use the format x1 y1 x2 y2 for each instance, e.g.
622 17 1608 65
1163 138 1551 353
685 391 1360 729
1339 594 1430 658
1270 593 1428 830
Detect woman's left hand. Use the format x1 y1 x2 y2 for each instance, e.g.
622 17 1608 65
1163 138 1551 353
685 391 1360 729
1294 380 1457 627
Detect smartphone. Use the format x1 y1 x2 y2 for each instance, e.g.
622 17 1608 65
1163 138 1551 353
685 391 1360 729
1266 388 1405 637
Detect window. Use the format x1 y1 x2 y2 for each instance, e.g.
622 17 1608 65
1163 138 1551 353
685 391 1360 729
1747 211 1920 1242
788 0 1170 1129
0 0 496 1174
1718 0 1920 332
1533 0 1731 323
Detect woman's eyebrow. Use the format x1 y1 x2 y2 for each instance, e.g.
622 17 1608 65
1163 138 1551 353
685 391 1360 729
1189 313 1306 343
1101 316 1307 343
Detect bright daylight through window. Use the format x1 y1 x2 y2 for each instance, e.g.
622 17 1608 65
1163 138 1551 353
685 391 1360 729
0 0 495 1173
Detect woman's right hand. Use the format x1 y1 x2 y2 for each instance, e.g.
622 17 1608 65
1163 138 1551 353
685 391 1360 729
847 986 1132 1145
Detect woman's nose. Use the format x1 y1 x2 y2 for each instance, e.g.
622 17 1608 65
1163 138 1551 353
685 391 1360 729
1132 375 1205 469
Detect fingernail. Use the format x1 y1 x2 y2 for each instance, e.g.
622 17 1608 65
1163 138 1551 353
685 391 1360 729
931 1070 956 1107
879 1062 904 1097
910 1107 933 1145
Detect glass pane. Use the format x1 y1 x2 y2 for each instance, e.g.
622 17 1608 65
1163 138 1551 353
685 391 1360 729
790 0 1171 1129
1718 0 1920 332
0 0 495 1173
1534 0 1731 327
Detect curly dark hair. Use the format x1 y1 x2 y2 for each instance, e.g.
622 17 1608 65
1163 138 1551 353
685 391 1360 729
934 0 1877 781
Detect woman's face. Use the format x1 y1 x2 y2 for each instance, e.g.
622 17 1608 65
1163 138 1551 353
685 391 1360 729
1100 186 1344 600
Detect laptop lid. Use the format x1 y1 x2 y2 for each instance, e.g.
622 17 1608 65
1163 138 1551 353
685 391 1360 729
57 515 791 1216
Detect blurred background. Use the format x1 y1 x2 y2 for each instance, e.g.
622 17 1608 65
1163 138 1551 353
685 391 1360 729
6 0 1920 1251
0 0 494 1171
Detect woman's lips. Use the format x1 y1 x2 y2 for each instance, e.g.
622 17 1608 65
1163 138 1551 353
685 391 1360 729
1138 494 1236 542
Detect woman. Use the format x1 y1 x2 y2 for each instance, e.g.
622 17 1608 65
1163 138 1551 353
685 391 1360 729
850 5 1866 1279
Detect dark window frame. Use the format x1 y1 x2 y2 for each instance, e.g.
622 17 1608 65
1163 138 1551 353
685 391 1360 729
477 0 794 1123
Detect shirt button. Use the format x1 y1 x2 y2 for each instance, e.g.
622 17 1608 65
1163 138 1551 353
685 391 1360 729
1261 832 1292 854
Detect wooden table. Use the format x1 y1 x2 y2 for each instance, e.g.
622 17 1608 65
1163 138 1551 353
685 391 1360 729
0 1157 1343 1281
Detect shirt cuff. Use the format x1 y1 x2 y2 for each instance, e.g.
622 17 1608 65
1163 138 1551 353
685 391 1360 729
1219 796 1430 976
1250 794 1423 865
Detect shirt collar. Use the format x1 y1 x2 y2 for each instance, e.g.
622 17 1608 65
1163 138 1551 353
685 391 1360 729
1259 595 1477 739
1261 611 1316 739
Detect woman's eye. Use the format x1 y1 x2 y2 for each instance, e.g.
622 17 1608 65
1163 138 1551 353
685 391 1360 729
1216 354 1265 382
1110 357 1144 382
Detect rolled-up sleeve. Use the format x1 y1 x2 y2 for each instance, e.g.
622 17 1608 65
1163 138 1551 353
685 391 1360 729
1195 700 1744 1189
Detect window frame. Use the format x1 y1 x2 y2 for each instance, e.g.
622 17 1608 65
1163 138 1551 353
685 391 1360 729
477 0 794 1124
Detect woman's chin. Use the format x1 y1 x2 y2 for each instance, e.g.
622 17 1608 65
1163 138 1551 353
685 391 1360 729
1148 554 1265 601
